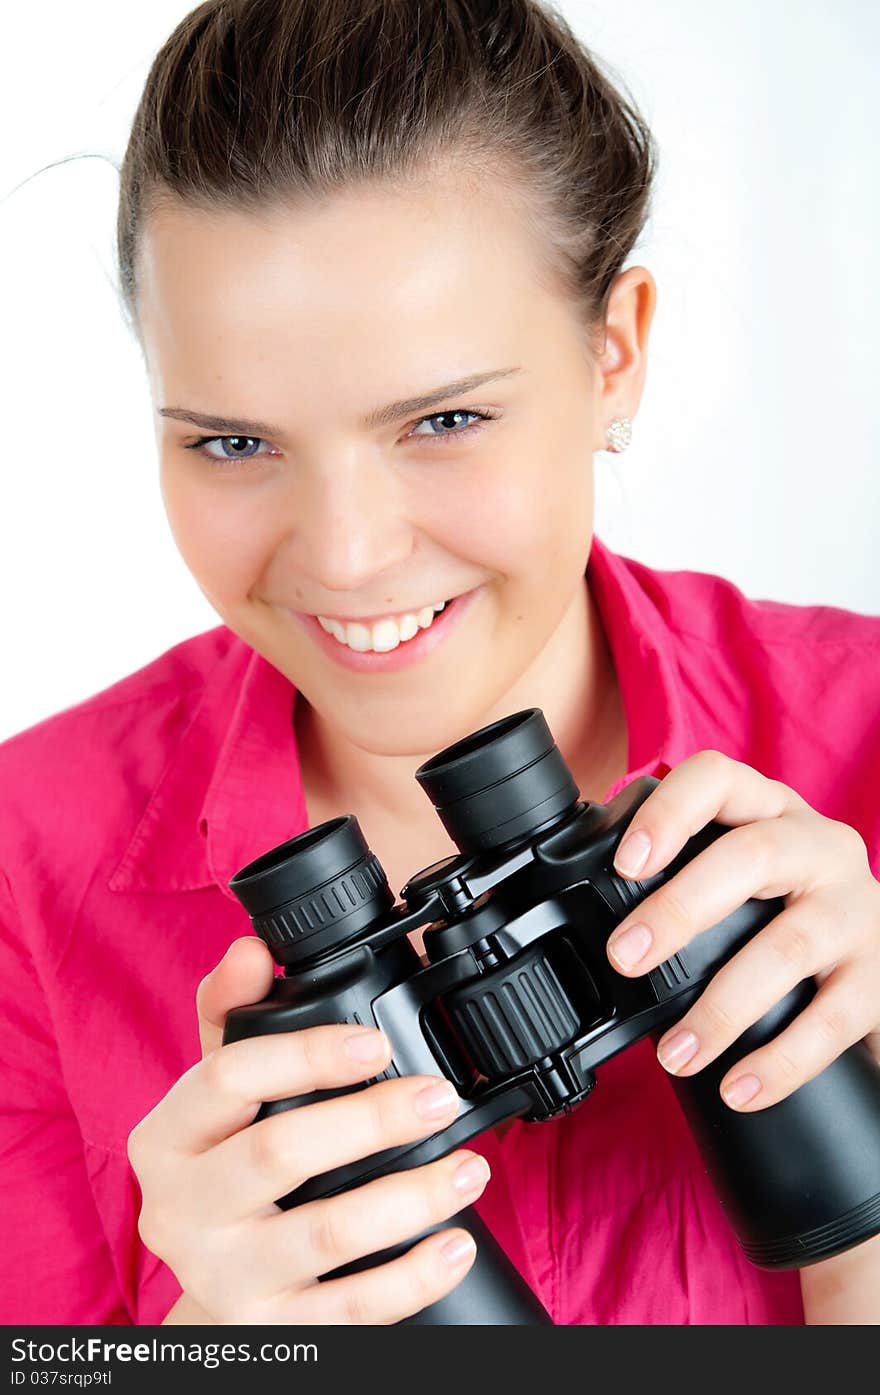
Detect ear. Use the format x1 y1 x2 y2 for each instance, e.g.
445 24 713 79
591 266 657 451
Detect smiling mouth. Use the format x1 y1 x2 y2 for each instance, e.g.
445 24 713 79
315 599 452 653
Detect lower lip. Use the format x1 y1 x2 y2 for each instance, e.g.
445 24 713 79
287 588 481 673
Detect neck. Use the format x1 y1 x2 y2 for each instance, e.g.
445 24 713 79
295 576 626 822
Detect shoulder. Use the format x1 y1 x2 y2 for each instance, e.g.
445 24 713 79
619 549 880 653
0 623 235 769
0 624 236 856
619 553 880 714
621 550 880 860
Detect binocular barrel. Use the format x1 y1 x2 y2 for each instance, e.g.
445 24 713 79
323 1210 552 1325
665 981 880 1267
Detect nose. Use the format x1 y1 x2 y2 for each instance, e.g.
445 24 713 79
287 452 414 595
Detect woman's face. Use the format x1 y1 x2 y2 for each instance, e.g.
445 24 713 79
136 173 650 756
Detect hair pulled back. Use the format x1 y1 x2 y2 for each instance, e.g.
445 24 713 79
117 0 657 345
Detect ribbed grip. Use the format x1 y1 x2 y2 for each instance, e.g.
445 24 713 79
742 1189 880 1269
446 948 580 1077
253 853 389 957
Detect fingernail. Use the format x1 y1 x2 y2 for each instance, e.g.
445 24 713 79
614 829 652 878
657 1029 699 1073
343 1029 389 1061
608 922 653 968
440 1233 477 1267
722 1074 761 1107
453 1155 491 1195
414 1081 460 1120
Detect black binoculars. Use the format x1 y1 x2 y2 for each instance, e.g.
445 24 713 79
223 708 880 1324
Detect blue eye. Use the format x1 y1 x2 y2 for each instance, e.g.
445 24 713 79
184 434 266 467
183 405 497 470
408 408 495 442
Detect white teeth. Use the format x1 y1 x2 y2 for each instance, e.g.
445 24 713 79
317 599 452 653
344 622 372 653
371 619 401 653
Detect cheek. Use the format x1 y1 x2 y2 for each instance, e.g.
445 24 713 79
425 452 591 578
160 468 273 605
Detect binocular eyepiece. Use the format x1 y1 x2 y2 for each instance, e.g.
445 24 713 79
229 708 580 968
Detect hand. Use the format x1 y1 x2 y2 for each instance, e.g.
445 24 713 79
128 936 490 1324
605 750 880 1110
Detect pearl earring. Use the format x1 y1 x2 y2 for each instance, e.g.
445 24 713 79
605 417 633 453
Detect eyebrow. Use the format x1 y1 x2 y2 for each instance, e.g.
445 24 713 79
157 366 524 438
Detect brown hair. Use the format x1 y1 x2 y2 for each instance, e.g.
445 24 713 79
116 0 657 348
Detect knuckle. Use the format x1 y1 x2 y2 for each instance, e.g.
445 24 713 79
394 1171 434 1238
729 824 776 895
194 972 213 1010
136 1203 168 1257
126 1119 148 1171
247 1114 291 1177
767 777 800 814
341 1280 371 1326
298 1026 325 1080
835 820 869 868
773 1042 802 1083
815 1002 851 1044
658 885 693 938
353 1086 381 1151
368 1080 401 1142
699 993 738 1037
697 749 730 777
201 1043 243 1099
127 1109 164 1177
737 821 773 873
305 1200 345 1268
427 1160 464 1224
412 1243 446 1309
770 920 813 969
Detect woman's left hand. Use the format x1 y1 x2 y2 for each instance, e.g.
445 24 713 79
606 750 880 1109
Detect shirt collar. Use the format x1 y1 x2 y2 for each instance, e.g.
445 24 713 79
587 533 695 797
108 534 694 900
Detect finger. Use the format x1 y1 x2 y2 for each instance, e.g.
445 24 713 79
131 1022 393 1159
261 1226 479 1325
196 937 276 1056
716 963 880 1110
202 1072 463 1218
654 897 839 1075
254 1148 491 1291
606 813 854 975
611 750 807 883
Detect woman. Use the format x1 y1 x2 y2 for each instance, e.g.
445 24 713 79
1 0 879 1325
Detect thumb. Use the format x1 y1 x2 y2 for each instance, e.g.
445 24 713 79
196 935 276 1057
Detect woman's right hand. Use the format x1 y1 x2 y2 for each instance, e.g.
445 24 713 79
127 935 491 1325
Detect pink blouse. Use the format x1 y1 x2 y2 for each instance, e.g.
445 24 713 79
2 535 878 1325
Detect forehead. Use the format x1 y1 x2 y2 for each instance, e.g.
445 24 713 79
138 177 549 332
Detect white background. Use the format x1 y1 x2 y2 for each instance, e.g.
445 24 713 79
1 1 877 741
